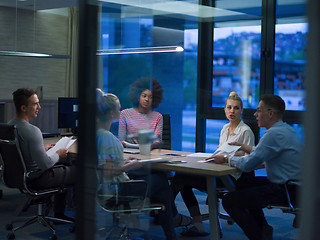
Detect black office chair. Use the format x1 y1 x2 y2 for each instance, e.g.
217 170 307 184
96 169 165 240
266 179 301 228
161 114 171 150
0 123 73 240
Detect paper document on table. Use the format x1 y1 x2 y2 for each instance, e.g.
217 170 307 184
211 142 241 156
46 136 77 157
187 152 213 158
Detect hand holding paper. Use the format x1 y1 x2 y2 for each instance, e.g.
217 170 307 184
46 136 77 157
212 142 241 156
205 142 241 162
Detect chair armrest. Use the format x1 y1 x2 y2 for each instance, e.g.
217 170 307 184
287 179 301 187
285 179 301 208
25 165 70 196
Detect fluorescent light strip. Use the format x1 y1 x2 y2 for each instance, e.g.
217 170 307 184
0 51 71 59
97 46 184 55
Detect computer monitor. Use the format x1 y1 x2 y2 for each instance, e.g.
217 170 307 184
58 97 78 133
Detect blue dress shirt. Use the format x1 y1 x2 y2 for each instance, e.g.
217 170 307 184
230 121 302 184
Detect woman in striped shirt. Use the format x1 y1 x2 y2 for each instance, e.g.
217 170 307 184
118 77 164 150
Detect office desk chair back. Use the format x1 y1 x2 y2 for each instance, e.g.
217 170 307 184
0 123 73 240
161 114 171 150
96 169 164 240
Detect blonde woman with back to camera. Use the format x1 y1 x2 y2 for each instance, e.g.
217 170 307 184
96 88 191 240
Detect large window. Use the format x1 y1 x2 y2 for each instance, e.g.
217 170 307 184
212 26 261 109
97 0 307 154
203 0 307 153
273 0 307 141
202 1 263 153
274 21 307 111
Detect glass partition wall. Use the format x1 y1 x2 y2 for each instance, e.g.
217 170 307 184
77 0 307 239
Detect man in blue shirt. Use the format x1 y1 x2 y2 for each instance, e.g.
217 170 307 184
212 94 302 240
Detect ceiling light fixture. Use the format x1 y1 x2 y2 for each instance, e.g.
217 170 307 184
0 51 72 59
97 46 184 55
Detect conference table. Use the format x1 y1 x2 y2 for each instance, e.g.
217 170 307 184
44 137 239 240
124 149 238 240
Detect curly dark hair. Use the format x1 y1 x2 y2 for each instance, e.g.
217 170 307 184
128 77 163 109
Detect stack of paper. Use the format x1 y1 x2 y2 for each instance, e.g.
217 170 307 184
46 136 77 157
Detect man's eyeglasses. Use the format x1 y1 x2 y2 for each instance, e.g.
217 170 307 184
255 108 272 113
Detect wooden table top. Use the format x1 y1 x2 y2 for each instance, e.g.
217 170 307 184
124 149 239 177
44 137 238 177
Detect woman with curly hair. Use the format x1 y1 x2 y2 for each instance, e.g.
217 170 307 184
118 77 164 150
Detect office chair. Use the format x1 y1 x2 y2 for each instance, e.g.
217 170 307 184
161 114 171 150
266 179 301 228
0 123 73 240
96 170 165 240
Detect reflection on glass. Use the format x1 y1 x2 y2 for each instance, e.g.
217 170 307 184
274 23 307 111
212 25 261 109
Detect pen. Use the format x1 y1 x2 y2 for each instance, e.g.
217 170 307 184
169 160 187 164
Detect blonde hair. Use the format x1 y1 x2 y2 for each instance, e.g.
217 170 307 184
225 91 243 109
96 88 119 122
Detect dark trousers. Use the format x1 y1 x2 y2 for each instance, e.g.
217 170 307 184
28 164 76 215
222 176 287 240
128 171 177 240
171 173 235 217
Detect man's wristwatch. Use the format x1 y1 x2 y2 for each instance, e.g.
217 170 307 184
223 155 228 163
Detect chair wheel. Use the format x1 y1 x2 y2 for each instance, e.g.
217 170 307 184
6 224 13 231
227 220 233 225
49 234 57 240
7 232 15 239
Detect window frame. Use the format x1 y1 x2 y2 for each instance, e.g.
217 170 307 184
196 0 305 152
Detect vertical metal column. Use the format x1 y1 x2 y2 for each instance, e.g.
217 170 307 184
196 0 214 153
260 0 276 94
76 1 98 239
300 0 320 239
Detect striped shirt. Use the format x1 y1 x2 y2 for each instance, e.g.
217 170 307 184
118 108 163 144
